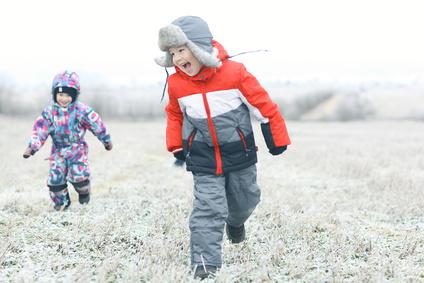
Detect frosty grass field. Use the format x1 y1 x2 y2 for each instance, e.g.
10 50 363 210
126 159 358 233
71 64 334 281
0 115 423 282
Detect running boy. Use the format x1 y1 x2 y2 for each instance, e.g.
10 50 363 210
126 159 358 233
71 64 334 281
155 16 291 279
23 71 112 211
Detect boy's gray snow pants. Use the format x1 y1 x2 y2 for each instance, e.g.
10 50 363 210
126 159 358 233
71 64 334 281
189 165 261 268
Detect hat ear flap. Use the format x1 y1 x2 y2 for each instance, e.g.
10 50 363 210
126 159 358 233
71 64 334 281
186 42 221 67
155 52 174 67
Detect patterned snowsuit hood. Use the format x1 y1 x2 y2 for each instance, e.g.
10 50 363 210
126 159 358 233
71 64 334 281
51 71 81 102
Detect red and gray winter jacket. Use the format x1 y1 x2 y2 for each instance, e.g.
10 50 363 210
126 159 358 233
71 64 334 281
166 40 291 175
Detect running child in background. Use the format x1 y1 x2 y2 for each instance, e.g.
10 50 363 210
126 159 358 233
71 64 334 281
23 71 112 211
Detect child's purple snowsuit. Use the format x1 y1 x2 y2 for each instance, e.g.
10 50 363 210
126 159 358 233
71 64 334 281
28 101 111 187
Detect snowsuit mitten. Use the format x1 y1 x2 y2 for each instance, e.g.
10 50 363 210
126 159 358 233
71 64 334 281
23 148 34 159
104 141 113 151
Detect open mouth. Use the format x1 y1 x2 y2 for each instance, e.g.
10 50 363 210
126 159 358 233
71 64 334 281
182 62 191 70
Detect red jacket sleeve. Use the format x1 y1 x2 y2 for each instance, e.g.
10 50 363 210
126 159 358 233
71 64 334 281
165 84 184 153
238 64 291 148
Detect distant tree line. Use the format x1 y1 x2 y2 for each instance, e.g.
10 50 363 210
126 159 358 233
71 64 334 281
1 81 423 121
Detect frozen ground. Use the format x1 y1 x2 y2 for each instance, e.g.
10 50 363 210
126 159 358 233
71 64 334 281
0 116 423 282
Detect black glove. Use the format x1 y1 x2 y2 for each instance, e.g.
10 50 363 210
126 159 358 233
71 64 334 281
269 146 287 156
174 159 185 167
104 141 113 151
173 150 186 161
173 150 185 167
23 148 34 159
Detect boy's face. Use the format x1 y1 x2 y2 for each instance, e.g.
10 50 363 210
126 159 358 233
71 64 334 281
56 92 72 107
169 45 203 76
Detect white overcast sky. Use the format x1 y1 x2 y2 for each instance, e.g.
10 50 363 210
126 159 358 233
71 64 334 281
1 0 423 86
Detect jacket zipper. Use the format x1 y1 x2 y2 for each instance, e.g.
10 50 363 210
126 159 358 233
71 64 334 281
236 127 248 155
201 83 223 175
186 129 197 158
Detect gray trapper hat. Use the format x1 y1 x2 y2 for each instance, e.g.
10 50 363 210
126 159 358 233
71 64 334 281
155 16 221 68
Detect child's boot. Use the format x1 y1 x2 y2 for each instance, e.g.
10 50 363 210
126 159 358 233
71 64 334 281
48 184 71 211
78 193 90 204
194 265 217 280
71 179 91 204
226 223 246 244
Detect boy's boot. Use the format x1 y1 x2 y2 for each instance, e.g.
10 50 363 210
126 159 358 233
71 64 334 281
71 179 91 204
194 265 217 280
48 184 71 211
226 223 246 244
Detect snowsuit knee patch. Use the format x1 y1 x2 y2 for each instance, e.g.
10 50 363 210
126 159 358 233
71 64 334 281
71 179 90 195
48 183 68 192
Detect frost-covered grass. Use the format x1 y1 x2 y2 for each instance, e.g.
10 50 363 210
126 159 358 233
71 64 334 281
1 116 424 282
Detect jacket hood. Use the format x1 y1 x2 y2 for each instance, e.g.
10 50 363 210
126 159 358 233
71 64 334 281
212 40 229 61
